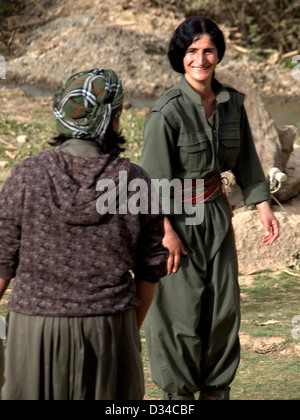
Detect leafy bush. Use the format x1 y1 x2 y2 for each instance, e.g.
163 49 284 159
146 0 300 53
0 1 13 17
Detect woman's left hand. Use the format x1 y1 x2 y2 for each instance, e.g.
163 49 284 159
256 201 279 245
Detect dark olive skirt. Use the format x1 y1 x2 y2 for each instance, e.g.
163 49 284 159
2 309 144 400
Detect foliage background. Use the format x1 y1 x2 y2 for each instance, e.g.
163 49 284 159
145 0 300 53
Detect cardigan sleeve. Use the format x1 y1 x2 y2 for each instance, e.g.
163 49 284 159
133 214 169 283
232 106 271 206
0 165 24 280
129 164 169 283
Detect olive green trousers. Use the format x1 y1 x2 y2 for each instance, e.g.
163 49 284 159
3 309 144 400
144 226 241 400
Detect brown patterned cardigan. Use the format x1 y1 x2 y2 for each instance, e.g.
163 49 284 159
0 149 168 316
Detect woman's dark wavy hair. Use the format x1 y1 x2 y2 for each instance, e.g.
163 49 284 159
49 123 126 158
168 17 226 74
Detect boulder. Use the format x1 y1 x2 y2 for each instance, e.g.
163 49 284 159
217 69 283 176
276 125 297 170
274 145 300 202
233 206 300 274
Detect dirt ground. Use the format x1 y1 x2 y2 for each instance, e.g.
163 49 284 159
239 331 300 358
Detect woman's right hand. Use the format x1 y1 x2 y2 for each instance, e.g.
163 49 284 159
163 217 187 275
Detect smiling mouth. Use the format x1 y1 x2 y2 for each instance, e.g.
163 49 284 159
191 66 211 71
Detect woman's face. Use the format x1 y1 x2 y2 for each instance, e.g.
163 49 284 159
183 34 219 88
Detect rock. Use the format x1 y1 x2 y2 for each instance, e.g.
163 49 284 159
276 125 297 170
273 145 300 202
0 161 9 169
5 150 18 160
16 135 29 144
233 206 300 274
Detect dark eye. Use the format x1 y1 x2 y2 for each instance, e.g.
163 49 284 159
186 48 197 54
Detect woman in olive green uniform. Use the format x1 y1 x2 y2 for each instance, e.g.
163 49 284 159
141 17 279 400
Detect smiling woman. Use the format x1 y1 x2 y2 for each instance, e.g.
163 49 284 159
140 16 279 401
183 35 219 118
184 35 219 78
168 17 226 120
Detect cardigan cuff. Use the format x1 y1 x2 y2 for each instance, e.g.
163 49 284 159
0 265 15 281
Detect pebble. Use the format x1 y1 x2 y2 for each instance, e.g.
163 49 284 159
0 161 9 169
16 135 29 144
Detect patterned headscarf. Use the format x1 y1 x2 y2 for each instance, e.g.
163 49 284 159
53 69 124 144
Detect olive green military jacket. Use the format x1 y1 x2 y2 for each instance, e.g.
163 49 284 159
141 77 270 210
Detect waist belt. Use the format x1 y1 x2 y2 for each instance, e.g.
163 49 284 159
172 172 223 204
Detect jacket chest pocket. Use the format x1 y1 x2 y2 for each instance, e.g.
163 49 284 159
218 120 241 169
177 132 212 173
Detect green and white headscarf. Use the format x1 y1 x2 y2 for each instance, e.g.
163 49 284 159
53 69 124 144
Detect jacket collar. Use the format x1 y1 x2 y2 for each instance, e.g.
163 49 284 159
177 76 230 105
59 138 102 158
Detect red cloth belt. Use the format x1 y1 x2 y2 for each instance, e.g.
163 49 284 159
172 172 223 204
